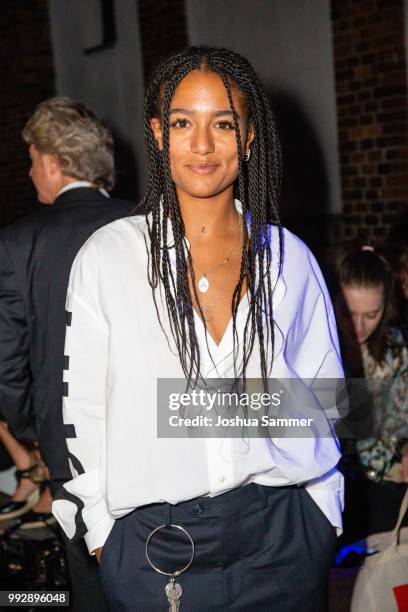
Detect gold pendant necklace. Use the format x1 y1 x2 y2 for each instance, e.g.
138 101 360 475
198 225 244 324
197 216 242 294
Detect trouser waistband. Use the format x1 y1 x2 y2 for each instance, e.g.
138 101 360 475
138 483 298 521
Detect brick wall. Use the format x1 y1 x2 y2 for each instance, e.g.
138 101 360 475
331 0 408 243
0 0 55 227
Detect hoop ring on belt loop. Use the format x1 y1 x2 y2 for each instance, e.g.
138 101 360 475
145 524 195 577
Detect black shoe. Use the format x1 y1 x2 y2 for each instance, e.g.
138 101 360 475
17 510 56 530
0 490 40 521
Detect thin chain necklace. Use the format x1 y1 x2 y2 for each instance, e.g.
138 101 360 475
194 216 244 323
197 215 242 294
198 236 243 323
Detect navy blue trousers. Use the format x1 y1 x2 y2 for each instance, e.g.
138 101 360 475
99 484 336 611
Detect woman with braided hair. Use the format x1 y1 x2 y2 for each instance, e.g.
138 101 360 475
53 47 344 610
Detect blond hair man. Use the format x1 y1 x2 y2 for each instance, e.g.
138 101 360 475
0 97 133 611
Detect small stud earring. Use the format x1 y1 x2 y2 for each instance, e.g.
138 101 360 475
244 149 251 162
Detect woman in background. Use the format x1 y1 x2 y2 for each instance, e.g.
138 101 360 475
335 245 408 541
0 422 51 523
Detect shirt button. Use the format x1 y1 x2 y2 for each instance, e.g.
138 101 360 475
192 503 204 515
218 475 226 483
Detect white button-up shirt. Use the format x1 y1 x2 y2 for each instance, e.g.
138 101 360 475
52 210 344 554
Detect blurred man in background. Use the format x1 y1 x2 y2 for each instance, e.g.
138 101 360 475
0 97 133 611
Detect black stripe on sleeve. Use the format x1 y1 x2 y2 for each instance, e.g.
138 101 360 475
64 424 77 439
53 487 87 541
68 452 85 476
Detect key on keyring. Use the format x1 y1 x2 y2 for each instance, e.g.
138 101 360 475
166 577 182 611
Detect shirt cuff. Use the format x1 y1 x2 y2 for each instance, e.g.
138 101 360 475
84 514 115 555
304 468 344 536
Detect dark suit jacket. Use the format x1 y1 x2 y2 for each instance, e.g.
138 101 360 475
0 187 133 480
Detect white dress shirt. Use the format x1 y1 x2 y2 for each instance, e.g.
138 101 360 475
52 208 345 554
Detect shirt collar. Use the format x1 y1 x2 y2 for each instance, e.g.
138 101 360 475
157 201 284 300
56 181 110 199
148 198 286 365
